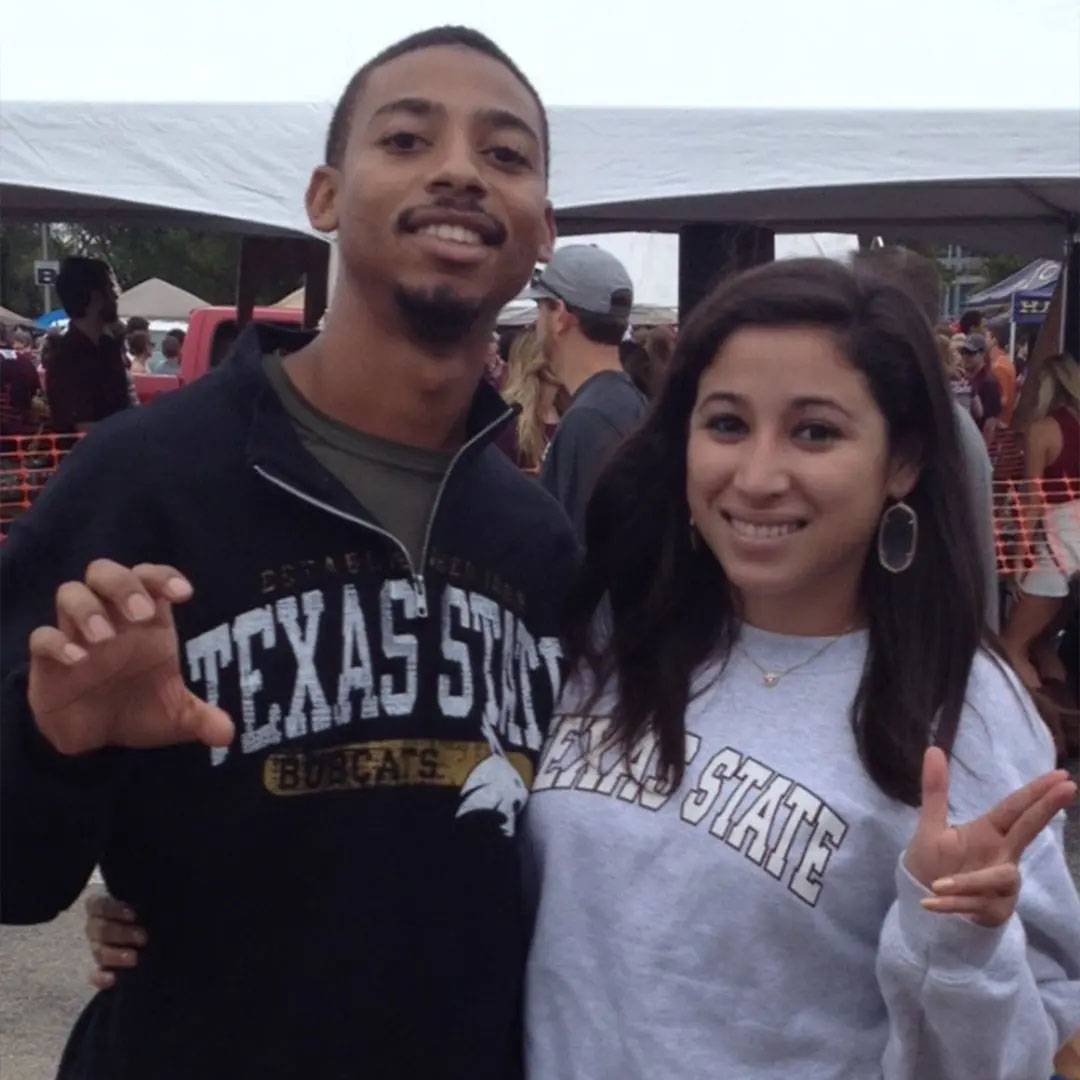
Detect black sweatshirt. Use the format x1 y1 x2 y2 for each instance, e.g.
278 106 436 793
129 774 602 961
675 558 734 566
1 324 578 1080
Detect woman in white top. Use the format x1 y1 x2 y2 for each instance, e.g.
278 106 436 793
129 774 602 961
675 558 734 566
523 258 1079 1079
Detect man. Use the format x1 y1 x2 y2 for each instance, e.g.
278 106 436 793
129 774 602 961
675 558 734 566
1 26 573 1080
530 244 647 541
963 331 1004 446
150 332 182 375
44 258 130 432
987 319 1017 426
0 330 42 436
958 307 984 336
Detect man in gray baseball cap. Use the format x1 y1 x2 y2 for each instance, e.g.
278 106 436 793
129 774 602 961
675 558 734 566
527 244 646 542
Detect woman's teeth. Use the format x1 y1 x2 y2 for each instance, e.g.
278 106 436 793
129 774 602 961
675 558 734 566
728 517 804 540
418 224 483 246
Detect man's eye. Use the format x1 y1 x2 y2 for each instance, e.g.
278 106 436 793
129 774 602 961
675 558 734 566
380 132 425 152
795 422 841 444
487 145 530 168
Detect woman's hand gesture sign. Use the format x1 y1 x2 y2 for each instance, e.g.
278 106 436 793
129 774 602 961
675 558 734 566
904 747 1076 928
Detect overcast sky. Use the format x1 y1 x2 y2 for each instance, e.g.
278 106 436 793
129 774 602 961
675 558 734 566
3 0 1078 109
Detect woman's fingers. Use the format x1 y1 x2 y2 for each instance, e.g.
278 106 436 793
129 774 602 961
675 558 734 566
1005 779 1077 859
986 769 1071 837
916 747 950 835
130 564 193 604
919 892 1014 927
931 863 1020 898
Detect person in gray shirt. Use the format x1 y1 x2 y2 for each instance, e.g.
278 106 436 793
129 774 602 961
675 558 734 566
528 245 648 542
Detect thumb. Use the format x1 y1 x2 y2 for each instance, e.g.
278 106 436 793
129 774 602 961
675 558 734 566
175 691 235 749
918 746 950 836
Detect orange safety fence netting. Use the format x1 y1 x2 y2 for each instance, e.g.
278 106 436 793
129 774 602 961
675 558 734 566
0 436 1078 579
0 433 84 536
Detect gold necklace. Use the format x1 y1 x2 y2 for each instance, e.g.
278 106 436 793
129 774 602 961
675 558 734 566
736 628 855 688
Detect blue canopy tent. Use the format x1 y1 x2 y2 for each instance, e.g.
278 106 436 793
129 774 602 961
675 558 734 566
34 308 68 329
966 258 1061 308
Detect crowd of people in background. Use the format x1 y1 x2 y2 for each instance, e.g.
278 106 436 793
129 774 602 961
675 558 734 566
0 257 188 438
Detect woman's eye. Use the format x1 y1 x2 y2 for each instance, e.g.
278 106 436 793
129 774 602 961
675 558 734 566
487 145 530 168
795 422 841 444
706 414 746 436
380 132 425 152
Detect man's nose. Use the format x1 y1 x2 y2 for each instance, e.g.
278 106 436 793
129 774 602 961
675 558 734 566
426 131 488 199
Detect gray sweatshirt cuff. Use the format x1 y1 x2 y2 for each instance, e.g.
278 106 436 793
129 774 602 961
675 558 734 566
894 857 1019 976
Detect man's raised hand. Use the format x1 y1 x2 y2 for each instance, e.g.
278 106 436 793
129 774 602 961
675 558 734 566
27 559 233 755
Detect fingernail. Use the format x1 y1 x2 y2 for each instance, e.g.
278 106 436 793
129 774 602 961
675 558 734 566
86 615 114 643
121 907 136 921
134 930 148 945
126 594 155 621
931 877 955 893
165 577 192 600
63 643 89 664
920 897 943 909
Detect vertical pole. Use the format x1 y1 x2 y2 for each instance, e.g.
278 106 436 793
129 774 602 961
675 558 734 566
40 223 52 314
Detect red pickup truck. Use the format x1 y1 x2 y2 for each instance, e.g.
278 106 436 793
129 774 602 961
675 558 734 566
132 305 305 404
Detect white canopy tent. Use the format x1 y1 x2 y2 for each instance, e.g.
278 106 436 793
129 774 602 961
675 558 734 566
117 277 208 320
2 103 1077 259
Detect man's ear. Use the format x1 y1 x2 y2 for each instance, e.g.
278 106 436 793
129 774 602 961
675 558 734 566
537 203 556 263
307 166 340 234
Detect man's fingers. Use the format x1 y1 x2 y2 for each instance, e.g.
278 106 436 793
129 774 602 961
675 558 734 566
91 944 139 969
29 626 88 667
987 769 1072 837
84 894 137 923
84 559 161 624
131 564 194 604
931 863 1021 898
55 581 117 645
86 915 148 948
917 747 950 834
89 969 116 991
1006 780 1077 859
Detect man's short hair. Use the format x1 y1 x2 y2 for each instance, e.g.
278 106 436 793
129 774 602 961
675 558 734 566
324 26 549 178
55 257 112 319
574 309 630 347
166 328 186 344
126 316 150 334
959 309 984 334
161 334 182 359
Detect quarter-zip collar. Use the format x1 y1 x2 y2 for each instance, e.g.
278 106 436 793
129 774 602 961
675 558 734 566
233 322 517 616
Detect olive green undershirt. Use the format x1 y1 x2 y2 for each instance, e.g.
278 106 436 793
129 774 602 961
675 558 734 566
264 353 453 570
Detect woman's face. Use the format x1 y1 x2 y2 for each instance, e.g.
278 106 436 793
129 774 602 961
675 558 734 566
685 325 917 629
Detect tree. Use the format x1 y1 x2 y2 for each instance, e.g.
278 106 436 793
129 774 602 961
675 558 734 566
0 223 303 317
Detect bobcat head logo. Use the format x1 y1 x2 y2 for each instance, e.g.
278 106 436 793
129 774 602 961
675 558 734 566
455 717 529 837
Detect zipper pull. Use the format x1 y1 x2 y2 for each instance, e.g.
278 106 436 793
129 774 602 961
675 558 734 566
413 575 428 619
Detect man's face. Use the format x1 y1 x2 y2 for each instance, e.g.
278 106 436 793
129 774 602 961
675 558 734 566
314 45 555 339
92 271 120 324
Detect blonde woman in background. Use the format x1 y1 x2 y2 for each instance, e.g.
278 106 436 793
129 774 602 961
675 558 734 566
502 328 562 472
1002 352 1080 691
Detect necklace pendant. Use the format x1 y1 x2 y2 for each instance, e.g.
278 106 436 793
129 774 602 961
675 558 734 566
762 672 780 688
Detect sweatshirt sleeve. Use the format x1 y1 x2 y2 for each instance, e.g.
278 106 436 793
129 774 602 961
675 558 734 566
875 656 1080 1079
1 422 157 923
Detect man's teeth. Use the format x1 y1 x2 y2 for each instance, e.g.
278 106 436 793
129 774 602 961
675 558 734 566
728 518 802 540
418 223 483 246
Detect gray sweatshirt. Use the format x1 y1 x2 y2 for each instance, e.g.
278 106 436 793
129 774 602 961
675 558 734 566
522 627 1080 1079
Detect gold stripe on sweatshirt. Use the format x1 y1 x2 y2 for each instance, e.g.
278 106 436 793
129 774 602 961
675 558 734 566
263 738 533 796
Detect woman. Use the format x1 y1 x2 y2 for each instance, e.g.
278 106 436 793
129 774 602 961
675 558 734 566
524 259 1078 1078
502 328 563 472
1002 352 1080 689
83 261 1080 1076
126 330 154 376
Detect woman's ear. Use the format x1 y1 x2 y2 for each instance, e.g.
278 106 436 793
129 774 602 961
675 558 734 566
306 166 340 234
886 456 921 502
